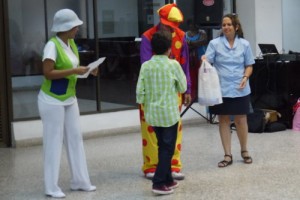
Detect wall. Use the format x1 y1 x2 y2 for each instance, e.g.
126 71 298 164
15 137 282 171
237 0 300 56
12 104 208 147
237 0 283 57
236 0 256 55
255 0 283 55
282 0 300 52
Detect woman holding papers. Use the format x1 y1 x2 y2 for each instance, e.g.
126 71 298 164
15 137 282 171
37 9 97 198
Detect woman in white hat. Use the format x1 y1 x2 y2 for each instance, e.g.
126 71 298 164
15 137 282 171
37 8 97 198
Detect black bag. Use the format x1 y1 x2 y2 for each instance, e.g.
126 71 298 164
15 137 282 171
264 122 287 132
247 109 266 133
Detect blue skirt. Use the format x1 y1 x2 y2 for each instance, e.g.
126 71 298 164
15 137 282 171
209 95 251 115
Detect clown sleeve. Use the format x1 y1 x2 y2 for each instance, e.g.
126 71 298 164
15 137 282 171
181 36 191 94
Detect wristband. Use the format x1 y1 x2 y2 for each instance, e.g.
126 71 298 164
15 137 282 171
243 76 249 80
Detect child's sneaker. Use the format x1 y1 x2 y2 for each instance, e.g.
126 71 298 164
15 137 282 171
166 181 179 189
152 185 174 195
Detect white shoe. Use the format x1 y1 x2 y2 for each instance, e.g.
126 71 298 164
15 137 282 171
145 172 155 180
172 172 185 180
71 185 96 192
85 185 97 192
46 191 66 198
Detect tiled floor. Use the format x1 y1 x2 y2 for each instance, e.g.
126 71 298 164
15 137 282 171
1 122 300 200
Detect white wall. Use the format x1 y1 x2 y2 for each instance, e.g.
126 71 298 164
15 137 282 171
282 0 300 52
236 0 256 56
237 0 300 56
255 0 283 55
237 0 283 57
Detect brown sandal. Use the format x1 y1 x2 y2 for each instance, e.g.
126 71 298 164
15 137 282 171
218 154 233 168
241 151 253 164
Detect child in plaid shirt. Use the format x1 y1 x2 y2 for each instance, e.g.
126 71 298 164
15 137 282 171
136 30 187 195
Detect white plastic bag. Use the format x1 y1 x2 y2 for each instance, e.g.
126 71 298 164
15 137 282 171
198 60 223 106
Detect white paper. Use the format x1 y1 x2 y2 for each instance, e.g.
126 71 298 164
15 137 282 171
77 57 106 78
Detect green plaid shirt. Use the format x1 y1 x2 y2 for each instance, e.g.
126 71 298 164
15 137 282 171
136 55 187 127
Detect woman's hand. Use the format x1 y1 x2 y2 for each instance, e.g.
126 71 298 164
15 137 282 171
239 66 253 89
239 76 248 89
90 68 99 76
74 66 89 75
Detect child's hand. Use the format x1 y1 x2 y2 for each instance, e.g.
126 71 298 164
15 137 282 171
184 94 192 106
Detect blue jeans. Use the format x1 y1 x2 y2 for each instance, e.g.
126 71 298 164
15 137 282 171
152 122 178 187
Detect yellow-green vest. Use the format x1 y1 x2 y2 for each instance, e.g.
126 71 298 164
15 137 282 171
41 37 79 101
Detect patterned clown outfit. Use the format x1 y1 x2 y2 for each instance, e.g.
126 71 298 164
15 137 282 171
139 4 191 175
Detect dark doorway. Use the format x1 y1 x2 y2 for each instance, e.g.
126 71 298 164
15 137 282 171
0 0 12 147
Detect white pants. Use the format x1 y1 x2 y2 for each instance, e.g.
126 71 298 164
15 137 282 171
38 99 92 195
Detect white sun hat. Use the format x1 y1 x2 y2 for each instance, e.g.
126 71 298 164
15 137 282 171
51 9 83 32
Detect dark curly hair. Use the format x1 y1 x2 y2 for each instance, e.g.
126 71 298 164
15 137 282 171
151 30 172 55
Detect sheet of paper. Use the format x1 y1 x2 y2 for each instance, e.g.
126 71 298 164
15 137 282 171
77 57 106 78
